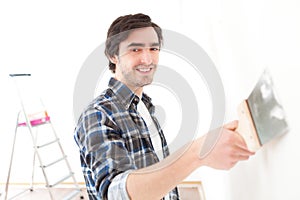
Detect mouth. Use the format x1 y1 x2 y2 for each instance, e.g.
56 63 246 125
136 67 153 73
137 68 151 72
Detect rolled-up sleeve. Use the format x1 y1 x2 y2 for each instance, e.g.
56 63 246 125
107 170 132 200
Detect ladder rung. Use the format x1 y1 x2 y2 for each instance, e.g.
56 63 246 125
41 156 67 168
48 173 74 188
37 138 59 148
63 189 82 200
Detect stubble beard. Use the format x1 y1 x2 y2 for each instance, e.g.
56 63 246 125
122 64 157 89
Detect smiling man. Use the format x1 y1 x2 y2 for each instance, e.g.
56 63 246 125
74 13 254 200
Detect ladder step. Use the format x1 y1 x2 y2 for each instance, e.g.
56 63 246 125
41 155 67 168
48 173 74 188
37 138 59 148
63 189 82 200
18 116 51 127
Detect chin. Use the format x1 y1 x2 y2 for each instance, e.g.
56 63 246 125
138 80 153 88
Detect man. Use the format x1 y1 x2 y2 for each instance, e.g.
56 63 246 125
74 13 254 200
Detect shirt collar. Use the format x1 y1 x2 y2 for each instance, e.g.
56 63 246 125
108 77 153 110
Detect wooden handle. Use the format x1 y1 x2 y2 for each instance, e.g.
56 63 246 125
236 100 261 152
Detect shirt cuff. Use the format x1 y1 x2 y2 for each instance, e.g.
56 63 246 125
107 170 133 200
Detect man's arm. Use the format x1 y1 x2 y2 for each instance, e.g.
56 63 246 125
126 120 254 200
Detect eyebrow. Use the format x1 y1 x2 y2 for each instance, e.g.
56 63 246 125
127 42 160 48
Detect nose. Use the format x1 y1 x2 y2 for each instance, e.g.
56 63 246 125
140 50 153 65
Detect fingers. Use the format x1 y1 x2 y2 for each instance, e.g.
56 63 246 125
224 120 255 154
200 124 255 170
223 120 238 131
230 131 256 155
234 146 255 159
224 129 255 162
232 136 255 163
233 131 256 154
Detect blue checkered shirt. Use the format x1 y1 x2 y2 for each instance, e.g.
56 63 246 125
74 78 179 199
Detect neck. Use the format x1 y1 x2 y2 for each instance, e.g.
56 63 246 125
113 76 143 97
133 87 143 98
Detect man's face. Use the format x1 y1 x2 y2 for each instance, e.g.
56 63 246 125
112 27 160 93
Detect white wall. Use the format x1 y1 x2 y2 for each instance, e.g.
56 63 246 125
217 1 300 200
1 1 300 200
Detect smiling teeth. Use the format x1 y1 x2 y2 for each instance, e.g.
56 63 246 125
138 68 150 72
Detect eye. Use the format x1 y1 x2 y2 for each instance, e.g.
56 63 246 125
150 47 160 51
131 48 141 52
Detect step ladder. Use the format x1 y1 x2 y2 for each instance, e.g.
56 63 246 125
4 74 84 200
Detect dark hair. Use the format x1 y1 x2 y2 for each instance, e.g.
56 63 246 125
105 13 163 73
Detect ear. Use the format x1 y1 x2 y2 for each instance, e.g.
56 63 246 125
109 55 118 65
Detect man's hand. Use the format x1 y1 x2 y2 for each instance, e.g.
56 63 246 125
199 120 255 170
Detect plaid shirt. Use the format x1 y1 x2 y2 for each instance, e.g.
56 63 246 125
74 78 179 200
